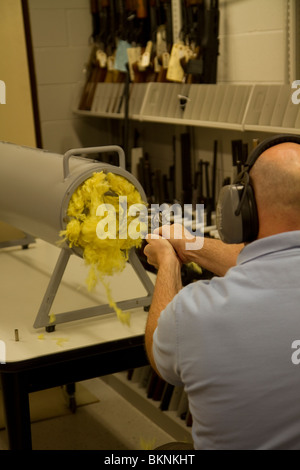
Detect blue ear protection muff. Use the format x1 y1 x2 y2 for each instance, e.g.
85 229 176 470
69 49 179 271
216 134 300 244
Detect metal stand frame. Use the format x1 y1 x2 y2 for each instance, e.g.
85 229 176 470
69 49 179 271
33 248 154 331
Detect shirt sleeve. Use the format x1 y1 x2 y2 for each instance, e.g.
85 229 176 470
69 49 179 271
152 294 184 387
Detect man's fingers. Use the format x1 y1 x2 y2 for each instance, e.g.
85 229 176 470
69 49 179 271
153 226 162 236
153 223 194 240
145 233 161 243
143 240 159 269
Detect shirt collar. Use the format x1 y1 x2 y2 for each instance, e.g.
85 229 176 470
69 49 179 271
237 231 300 265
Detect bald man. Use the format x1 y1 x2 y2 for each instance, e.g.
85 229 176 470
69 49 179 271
144 141 300 450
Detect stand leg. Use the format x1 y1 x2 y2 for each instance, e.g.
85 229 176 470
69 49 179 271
33 248 71 330
33 247 154 329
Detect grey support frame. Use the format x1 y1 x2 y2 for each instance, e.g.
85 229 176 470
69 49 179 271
33 247 154 331
32 145 154 331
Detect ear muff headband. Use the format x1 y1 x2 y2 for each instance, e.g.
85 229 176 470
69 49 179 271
242 133 300 173
217 134 300 244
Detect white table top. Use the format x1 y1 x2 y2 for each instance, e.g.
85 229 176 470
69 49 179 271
0 239 155 363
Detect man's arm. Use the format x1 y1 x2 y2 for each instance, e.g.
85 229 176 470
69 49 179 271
187 236 243 277
144 235 182 376
155 224 244 277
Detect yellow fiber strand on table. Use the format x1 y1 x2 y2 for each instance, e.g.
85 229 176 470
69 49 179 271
60 171 147 324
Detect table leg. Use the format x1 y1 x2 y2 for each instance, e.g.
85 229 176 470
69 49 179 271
64 383 77 413
0 373 32 450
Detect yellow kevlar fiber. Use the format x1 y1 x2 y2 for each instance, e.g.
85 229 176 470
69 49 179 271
60 171 147 325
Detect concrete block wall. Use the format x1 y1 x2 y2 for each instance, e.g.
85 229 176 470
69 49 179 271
27 0 293 194
28 0 111 154
218 0 288 84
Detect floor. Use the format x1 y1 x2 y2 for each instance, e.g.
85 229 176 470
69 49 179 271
0 377 175 451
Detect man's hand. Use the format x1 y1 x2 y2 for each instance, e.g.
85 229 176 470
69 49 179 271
144 233 180 270
153 223 198 264
152 223 243 276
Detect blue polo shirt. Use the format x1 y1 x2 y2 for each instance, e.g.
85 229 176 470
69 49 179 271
153 231 300 449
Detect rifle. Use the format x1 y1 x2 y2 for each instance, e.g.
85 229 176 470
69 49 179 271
131 0 159 83
184 0 205 46
183 0 205 83
104 0 125 83
200 0 219 83
181 132 193 205
211 140 217 210
156 0 172 82
112 0 131 83
231 139 243 174
90 0 101 43
78 0 112 109
135 0 150 46
148 0 161 82
78 1 100 110
161 0 173 51
78 46 99 110
183 0 220 84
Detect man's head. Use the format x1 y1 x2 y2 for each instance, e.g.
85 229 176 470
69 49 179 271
250 142 300 239
216 135 300 244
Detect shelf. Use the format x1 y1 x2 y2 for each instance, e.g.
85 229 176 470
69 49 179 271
73 82 300 134
243 84 300 134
